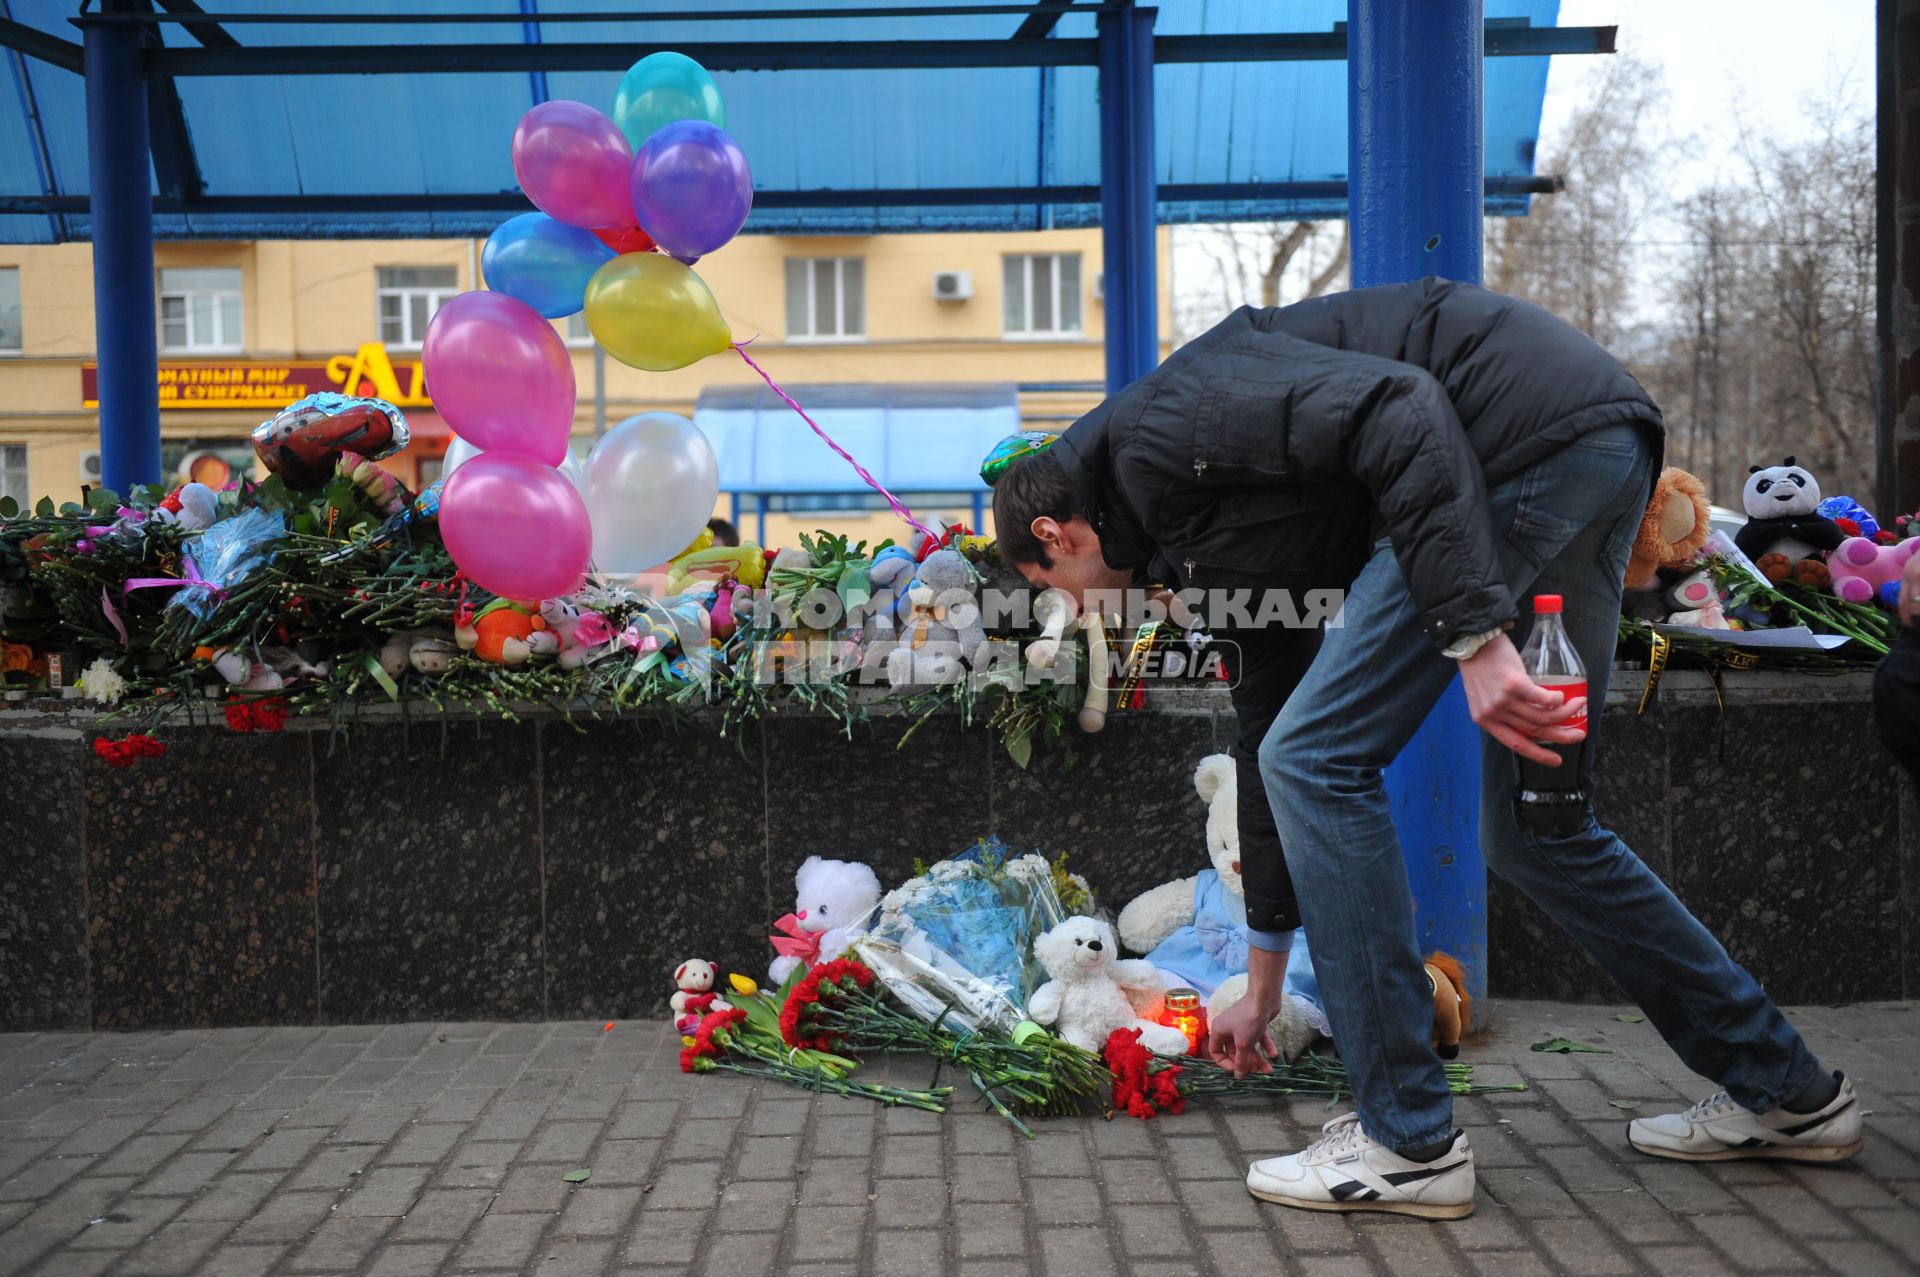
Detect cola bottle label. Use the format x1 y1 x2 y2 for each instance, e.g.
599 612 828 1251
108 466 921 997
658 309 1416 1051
1537 676 1587 735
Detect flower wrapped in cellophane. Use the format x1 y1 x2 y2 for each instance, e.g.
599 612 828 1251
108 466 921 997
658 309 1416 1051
851 837 1083 1035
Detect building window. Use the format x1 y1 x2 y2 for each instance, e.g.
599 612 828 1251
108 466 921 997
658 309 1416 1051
0 267 20 353
1 444 27 509
1003 253 1083 338
158 267 243 353
784 257 866 341
377 267 459 349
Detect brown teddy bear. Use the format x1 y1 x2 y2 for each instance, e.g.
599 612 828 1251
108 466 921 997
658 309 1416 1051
1624 466 1712 589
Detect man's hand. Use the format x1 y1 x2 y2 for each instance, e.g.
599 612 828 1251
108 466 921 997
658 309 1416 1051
1458 633 1586 767
1207 944 1289 1077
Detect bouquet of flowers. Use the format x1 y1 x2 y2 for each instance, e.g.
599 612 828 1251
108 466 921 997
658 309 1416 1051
1101 1028 1526 1123
780 956 1108 1135
852 837 1081 1035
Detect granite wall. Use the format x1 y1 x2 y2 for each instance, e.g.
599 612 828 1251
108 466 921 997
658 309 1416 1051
2 670 1909 1031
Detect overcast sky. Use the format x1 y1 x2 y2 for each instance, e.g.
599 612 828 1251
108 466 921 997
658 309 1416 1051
1544 0 1874 190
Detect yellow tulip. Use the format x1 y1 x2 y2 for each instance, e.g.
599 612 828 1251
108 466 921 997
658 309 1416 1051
728 973 759 996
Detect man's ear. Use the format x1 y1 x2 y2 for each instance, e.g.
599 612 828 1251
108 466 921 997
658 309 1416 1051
1030 515 1065 555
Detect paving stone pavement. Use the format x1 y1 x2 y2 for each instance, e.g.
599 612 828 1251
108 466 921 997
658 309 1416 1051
1 1001 1916 1276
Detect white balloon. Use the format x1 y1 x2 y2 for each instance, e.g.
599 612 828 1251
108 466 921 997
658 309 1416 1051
584 413 720 575
441 434 483 480
444 432 586 493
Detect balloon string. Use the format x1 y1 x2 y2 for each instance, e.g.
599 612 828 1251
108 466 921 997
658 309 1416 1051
732 341 937 543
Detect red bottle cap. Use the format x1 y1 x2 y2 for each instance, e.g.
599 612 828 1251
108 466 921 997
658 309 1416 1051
1533 594 1563 614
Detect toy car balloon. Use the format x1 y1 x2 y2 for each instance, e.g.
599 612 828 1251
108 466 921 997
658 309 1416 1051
252 393 410 486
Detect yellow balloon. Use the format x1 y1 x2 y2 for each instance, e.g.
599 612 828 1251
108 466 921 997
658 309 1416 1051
584 253 731 371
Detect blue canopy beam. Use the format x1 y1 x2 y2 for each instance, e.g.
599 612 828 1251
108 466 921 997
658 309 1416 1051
1097 2 1154 393
123 25 1615 76
0 15 81 72
0 175 1564 218
1349 0 1490 1002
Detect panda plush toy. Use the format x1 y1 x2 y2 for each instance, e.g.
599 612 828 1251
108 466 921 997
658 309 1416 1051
1732 457 1846 585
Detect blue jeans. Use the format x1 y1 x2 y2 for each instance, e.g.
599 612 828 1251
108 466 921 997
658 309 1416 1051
1258 423 1823 1152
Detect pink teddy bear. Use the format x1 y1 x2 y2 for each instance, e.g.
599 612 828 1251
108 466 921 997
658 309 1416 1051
1826 536 1919 606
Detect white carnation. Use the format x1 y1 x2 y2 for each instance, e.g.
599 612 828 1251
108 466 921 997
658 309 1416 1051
78 657 127 705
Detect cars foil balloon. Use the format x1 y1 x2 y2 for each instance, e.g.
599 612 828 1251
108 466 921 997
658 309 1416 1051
253 393 410 487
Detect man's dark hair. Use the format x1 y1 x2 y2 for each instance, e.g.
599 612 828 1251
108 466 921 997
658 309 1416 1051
992 451 1080 568
706 517 740 547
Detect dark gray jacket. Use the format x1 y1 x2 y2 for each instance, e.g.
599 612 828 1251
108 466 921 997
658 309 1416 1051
1050 277 1665 932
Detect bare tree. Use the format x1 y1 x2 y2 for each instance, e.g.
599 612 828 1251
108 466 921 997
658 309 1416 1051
1485 52 1675 349
1173 220 1350 340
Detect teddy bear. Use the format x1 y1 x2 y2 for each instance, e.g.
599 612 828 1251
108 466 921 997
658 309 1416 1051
670 958 728 1032
884 548 989 686
1827 536 1920 607
768 856 884 985
377 629 459 678
1028 916 1190 1055
1116 754 1325 1062
1733 458 1846 586
1662 568 1732 629
1624 466 1711 590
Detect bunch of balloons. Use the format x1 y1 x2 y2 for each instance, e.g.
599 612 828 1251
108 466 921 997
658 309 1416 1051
428 52 744 599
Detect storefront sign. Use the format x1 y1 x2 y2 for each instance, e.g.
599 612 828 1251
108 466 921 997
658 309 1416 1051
81 343 432 411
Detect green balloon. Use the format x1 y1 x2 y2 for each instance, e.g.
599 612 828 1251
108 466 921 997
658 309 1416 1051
613 52 726 149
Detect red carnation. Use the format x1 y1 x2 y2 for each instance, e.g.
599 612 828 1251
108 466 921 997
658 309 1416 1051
1835 517 1862 537
93 734 166 767
1875 530 1899 545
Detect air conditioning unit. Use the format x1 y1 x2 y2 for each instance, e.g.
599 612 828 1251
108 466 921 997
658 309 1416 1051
1093 272 1106 302
932 270 973 302
79 449 102 486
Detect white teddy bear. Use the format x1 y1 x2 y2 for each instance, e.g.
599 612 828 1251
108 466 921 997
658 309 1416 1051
768 856 884 985
670 958 728 1032
1116 754 1325 1063
1027 917 1190 1055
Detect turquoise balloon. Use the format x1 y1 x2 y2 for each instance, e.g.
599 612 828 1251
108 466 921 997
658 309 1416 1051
613 52 725 149
481 213 615 319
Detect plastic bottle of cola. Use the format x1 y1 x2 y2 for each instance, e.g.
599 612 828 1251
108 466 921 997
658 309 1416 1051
1514 594 1588 837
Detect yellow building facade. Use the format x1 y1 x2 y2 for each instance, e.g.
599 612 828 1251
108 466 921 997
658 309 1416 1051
0 228 1171 547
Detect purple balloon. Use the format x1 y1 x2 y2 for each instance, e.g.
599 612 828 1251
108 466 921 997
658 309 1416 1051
513 101 637 230
440 452 592 602
422 291 576 467
631 121 753 260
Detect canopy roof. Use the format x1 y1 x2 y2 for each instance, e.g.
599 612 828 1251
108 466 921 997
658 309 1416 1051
0 0 1590 244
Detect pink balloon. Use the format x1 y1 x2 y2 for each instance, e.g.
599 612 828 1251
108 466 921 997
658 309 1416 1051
422 291 575 466
440 452 592 601
513 101 637 230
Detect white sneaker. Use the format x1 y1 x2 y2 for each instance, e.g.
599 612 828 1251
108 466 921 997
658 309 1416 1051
1246 1112 1476 1219
1629 1073 1864 1163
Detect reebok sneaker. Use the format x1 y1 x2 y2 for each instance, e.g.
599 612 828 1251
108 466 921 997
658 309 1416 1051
1246 1112 1476 1219
1628 1072 1864 1163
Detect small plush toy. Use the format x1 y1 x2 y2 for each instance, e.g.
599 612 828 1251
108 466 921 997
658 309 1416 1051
1118 754 1324 1061
456 598 550 666
768 856 884 985
1828 536 1920 607
1029 916 1189 1055
150 482 221 533
1426 954 1471 1060
671 958 727 1032
378 629 460 677
1624 467 1711 590
1663 569 1731 629
538 598 599 670
1734 458 1846 584
885 548 989 686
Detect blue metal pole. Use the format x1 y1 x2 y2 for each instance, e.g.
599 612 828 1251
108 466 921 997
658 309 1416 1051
82 16 161 496
1096 3 1156 393
1347 0 1488 1002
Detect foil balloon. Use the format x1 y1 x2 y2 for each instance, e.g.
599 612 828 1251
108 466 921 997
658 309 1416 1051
411 477 445 523
979 430 1059 486
252 393 410 487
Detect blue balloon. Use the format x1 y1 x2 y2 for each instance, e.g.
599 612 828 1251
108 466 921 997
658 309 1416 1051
480 213 616 319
